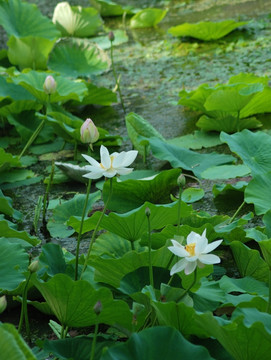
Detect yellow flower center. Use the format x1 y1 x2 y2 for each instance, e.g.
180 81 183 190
185 243 196 256
100 155 115 170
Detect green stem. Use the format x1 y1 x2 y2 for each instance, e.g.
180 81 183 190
18 119 45 159
267 269 271 314
43 162 55 225
75 179 92 281
110 40 126 115
176 268 197 303
228 201 245 224
90 321 99 360
18 272 32 337
177 185 182 235
146 212 154 288
80 178 113 278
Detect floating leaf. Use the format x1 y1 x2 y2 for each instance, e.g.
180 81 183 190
52 2 103 37
90 0 135 17
130 8 168 29
91 30 128 50
48 38 110 78
201 164 250 180
181 188 205 203
0 0 60 39
168 20 248 41
167 130 222 150
101 326 213 360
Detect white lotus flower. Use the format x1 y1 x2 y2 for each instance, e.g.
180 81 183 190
168 229 222 275
82 145 138 180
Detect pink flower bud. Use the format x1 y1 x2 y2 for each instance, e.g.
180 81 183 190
43 75 57 94
93 300 102 315
108 31 115 42
0 295 7 314
80 118 99 147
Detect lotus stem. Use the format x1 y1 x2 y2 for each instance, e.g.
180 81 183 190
146 207 154 288
110 38 126 115
176 268 197 302
266 269 271 314
42 161 55 226
228 201 245 224
18 272 32 341
90 321 99 360
80 178 113 278
18 119 45 159
75 178 92 281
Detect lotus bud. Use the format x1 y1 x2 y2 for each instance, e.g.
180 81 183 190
145 207 151 217
43 75 57 95
0 295 7 314
177 174 186 187
108 31 115 42
28 260 39 273
80 118 99 149
93 300 102 315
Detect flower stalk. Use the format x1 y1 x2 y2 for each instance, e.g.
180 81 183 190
90 301 102 360
42 161 55 226
75 178 92 281
146 207 154 288
80 178 114 277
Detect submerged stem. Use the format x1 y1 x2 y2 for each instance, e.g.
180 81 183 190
80 178 113 278
75 179 92 281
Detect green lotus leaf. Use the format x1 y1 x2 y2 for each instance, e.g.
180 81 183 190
7 36 56 70
47 192 101 238
92 243 172 288
258 238 271 269
219 276 268 297
90 0 135 16
0 218 39 246
39 243 67 277
201 164 250 180
7 111 54 143
230 241 269 282
0 323 37 360
212 181 247 199
32 273 133 329
178 84 215 111
168 20 248 40
196 310 271 360
0 0 60 39
101 326 213 360
0 189 22 220
221 130 271 176
77 82 117 106
126 112 165 156
48 38 110 78
196 114 261 133
11 70 88 104
0 147 21 172
102 169 182 212
43 335 114 360
130 8 168 29
181 188 205 202
52 2 103 37
241 87 271 118
245 173 271 215
0 241 29 292
148 138 235 178
167 130 222 150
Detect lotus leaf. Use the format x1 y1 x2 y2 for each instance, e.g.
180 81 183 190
130 8 168 29
168 20 248 41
